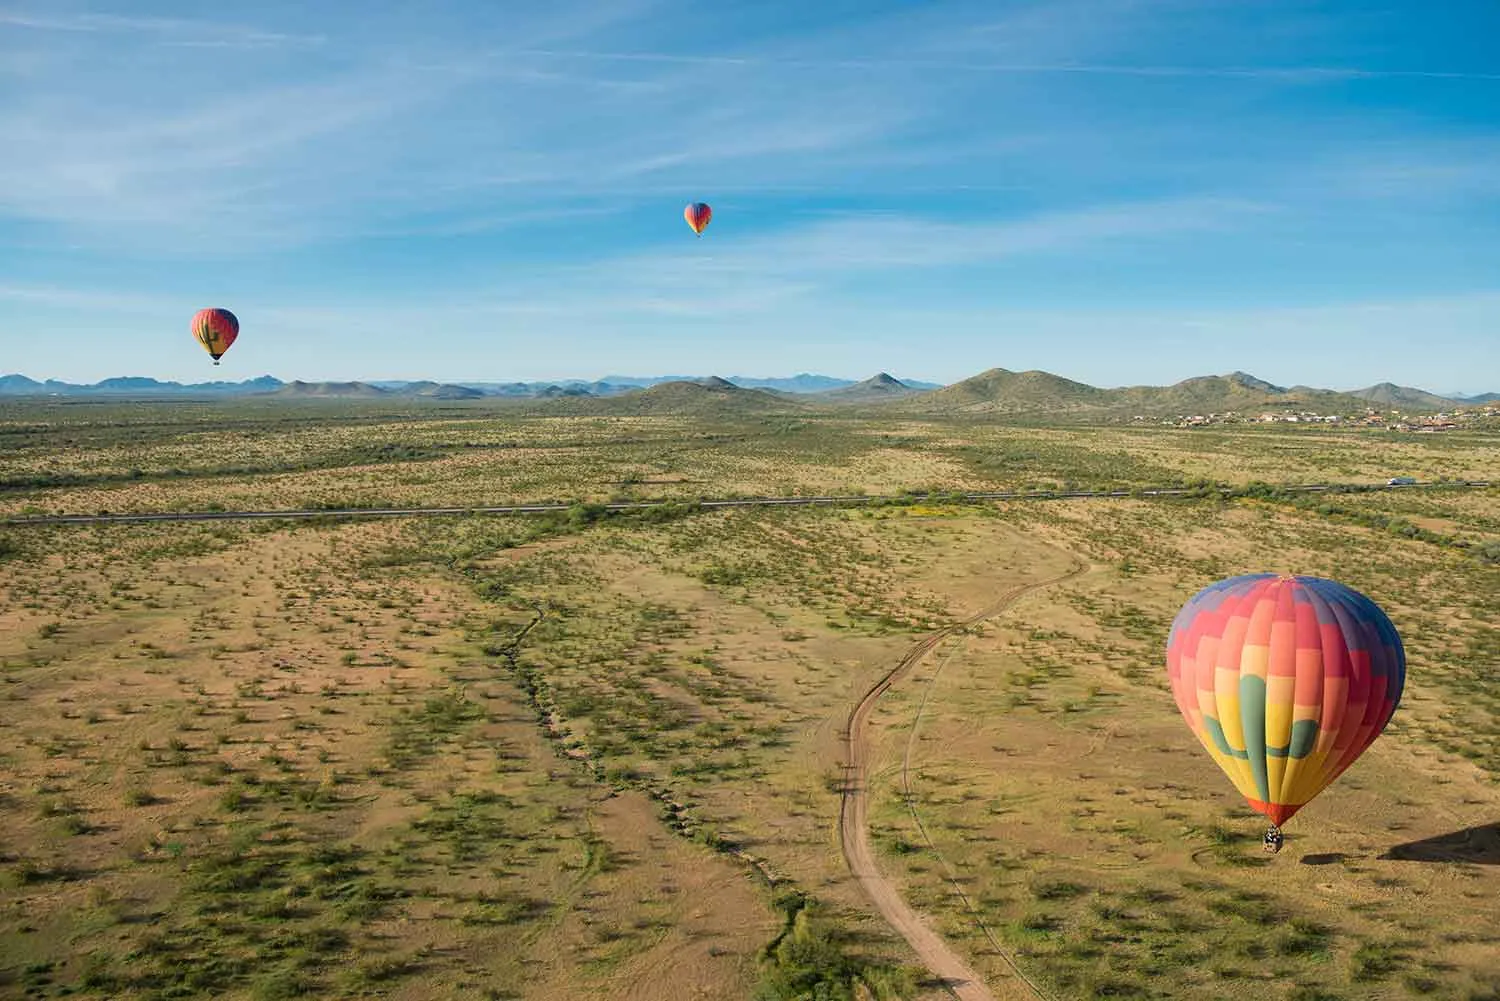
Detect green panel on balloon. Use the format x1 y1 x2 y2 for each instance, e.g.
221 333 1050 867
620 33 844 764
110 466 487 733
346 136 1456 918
1202 716 1246 759
1238 675 1270 802
1287 719 1319 759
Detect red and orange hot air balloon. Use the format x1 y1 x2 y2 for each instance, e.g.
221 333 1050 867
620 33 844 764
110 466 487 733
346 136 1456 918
684 202 712 236
191 308 239 365
1165 574 1405 852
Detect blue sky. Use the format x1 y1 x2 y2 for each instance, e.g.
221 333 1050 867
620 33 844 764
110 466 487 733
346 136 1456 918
1 0 1497 392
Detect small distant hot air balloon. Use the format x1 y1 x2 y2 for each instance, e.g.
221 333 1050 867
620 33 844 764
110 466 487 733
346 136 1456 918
684 202 712 236
191 308 239 365
1165 574 1405 853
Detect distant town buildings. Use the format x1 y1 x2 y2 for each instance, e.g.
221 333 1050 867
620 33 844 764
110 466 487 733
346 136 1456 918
1130 403 1498 430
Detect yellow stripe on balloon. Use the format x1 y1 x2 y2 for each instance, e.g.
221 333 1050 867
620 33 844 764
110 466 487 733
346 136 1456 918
1264 675 1295 797
1238 642 1270 681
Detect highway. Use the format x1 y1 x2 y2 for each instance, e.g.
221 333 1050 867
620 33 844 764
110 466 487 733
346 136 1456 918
0 479 1489 528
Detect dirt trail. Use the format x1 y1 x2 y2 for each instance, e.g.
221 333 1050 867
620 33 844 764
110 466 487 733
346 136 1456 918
838 562 1085 1001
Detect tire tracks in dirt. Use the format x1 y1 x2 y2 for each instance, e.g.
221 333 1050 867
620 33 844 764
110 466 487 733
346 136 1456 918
839 556 1086 1001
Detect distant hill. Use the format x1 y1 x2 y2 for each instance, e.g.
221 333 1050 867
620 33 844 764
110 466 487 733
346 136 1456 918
1116 372 1277 412
537 384 593 398
385 376 829 397
595 375 701 388
735 373 943 393
0 372 942 399
458 382 551 396
270 381 392 399
0 374 283 396
820 373 922 403
441 380 633 397
904 368 1109 413
893 369 1383 418
0 374 44 394
547 376 803 416
594 373 853 393
1456 392 1500 405
598 373 943 394
728 373 850 393
1112 372 1359 415
401 381 486 400
1346 383 1461 410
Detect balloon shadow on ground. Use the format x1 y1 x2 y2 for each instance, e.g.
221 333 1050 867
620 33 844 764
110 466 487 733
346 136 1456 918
1300 852 1355 866
1379 823 1500 864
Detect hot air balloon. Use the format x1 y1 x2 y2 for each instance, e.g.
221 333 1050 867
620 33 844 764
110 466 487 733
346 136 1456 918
191 308 239 365
684 202 711 236
1165 574 1405 853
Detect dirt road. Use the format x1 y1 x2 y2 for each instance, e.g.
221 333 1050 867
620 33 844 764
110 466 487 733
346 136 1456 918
838 564 1085 1001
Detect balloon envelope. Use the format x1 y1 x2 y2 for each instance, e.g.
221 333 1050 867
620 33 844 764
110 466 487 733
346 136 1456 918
191 308 239 363
1165 574 1405 826
684 202 711 235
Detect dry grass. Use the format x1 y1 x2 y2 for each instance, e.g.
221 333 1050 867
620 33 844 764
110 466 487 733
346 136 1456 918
0 521 771 1000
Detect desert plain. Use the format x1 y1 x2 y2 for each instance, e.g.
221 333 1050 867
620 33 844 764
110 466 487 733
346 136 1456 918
1 395 1497 1000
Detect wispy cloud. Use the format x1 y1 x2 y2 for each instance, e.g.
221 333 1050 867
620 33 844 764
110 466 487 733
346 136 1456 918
0 8 325 47
257 276 821 329
0 2 706 249
1 1 933 251
0 283 174 311
503 0 1500 81
513 48 1500 81
1324 146 1500 201
0 69 453 244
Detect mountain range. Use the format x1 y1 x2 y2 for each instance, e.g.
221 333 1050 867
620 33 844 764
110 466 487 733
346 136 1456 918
1 370 1494 417
891 370 1493 417
0 374 286 396
0 373 939 399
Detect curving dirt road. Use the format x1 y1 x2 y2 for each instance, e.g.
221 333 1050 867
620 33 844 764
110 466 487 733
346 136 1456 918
838 562 1085 1001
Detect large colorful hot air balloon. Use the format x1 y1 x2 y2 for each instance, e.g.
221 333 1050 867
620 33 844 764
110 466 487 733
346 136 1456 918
191 308 239 365
1165 574 1405 851
684 202 711 236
